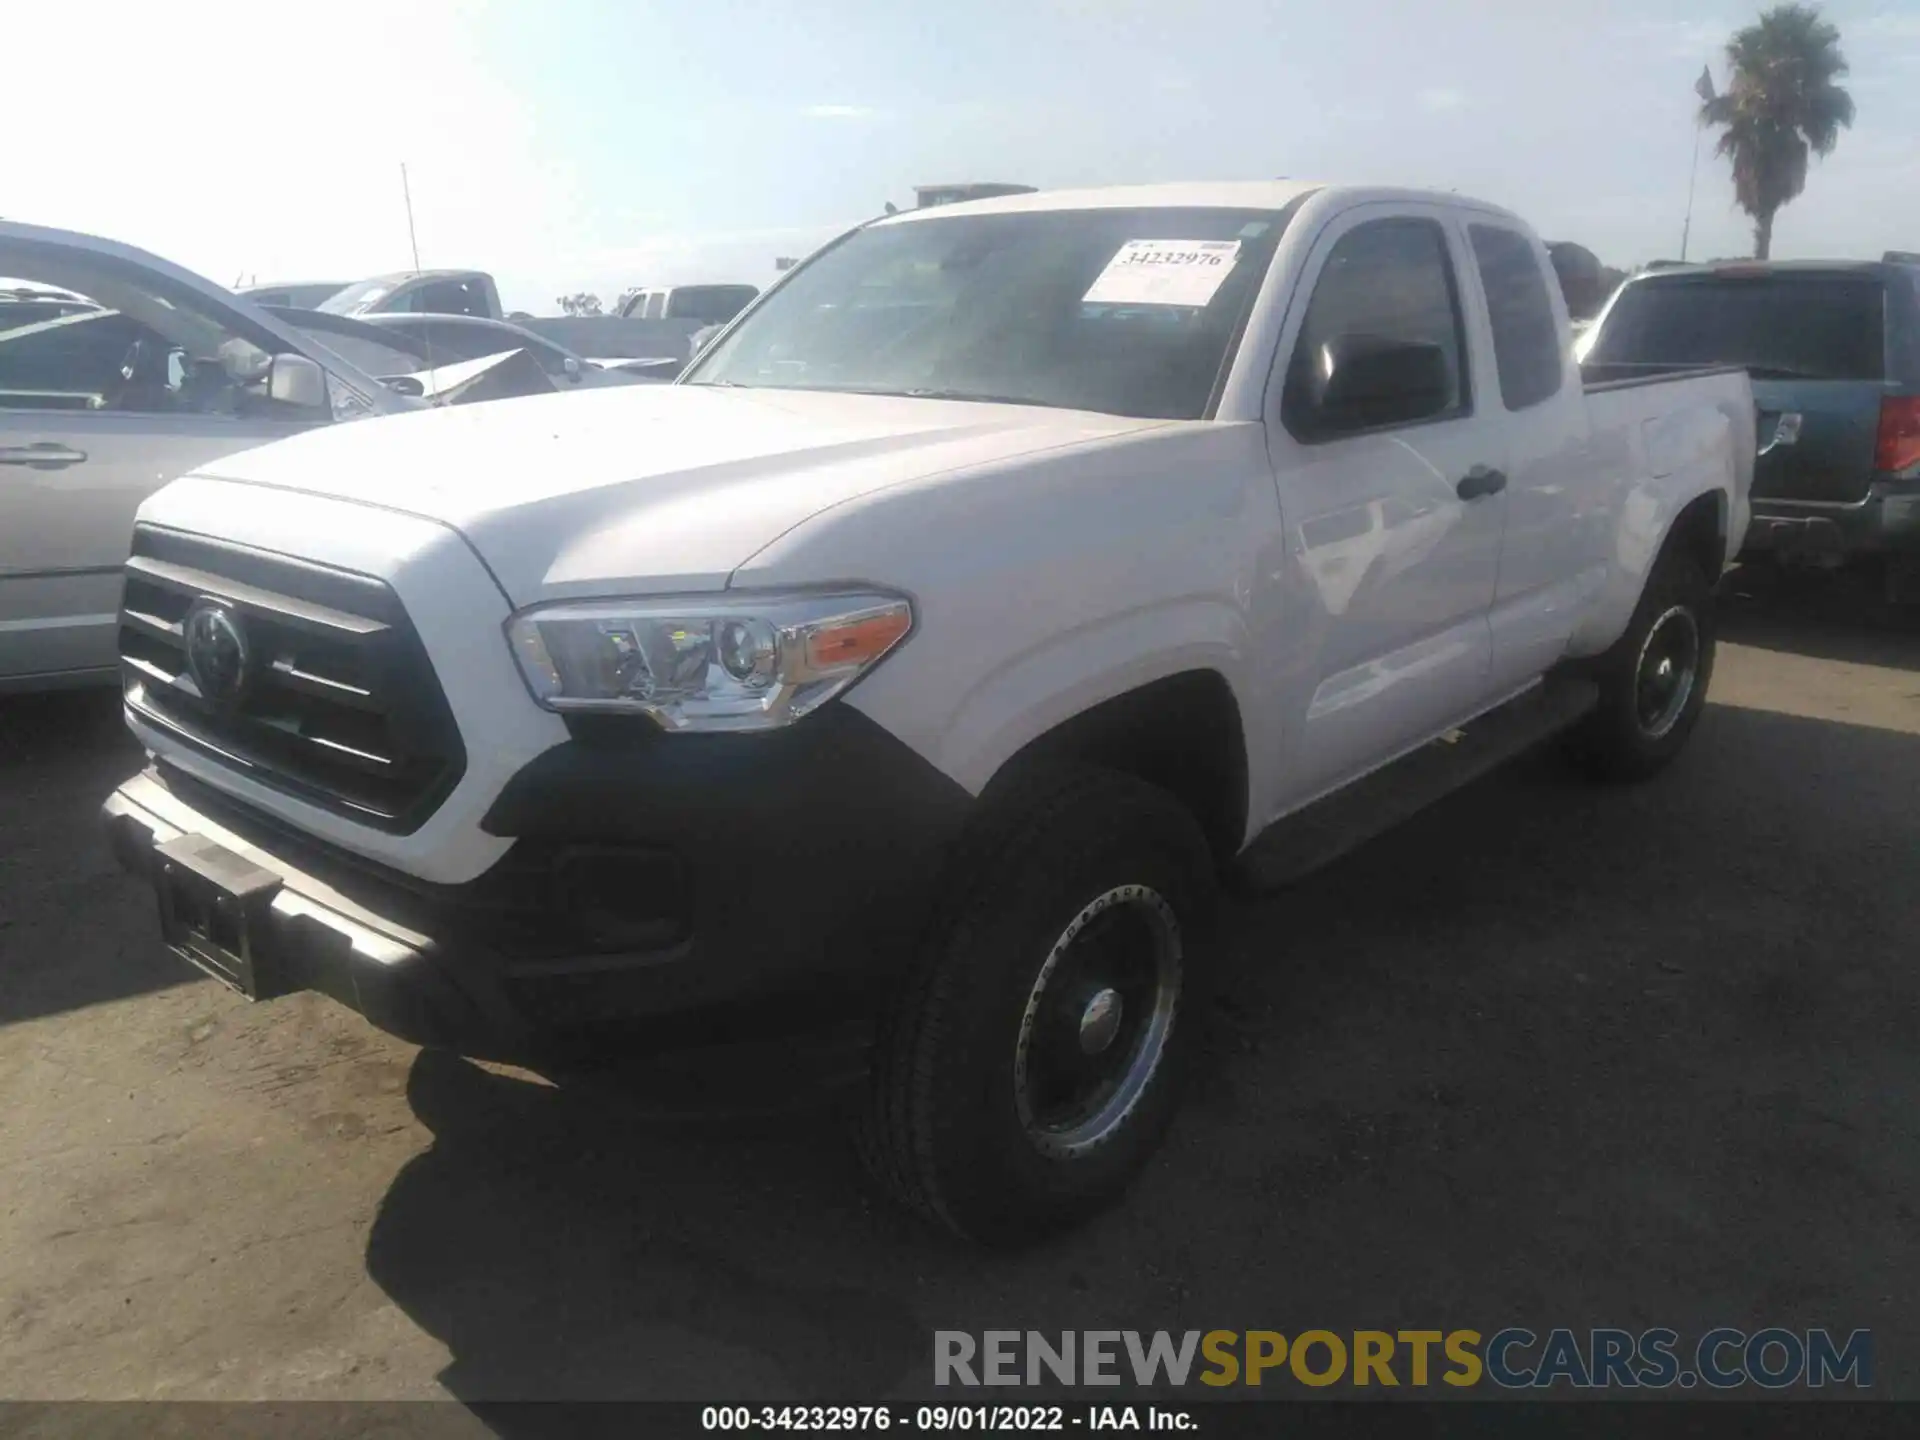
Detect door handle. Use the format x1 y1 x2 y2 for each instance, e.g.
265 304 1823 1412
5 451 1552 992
1456 465 1507 501
0 442 88 470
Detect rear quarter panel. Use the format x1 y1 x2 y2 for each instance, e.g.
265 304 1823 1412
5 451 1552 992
1568 370 1753 656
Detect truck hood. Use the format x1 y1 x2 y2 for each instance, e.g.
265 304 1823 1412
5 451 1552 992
191 383 1164 605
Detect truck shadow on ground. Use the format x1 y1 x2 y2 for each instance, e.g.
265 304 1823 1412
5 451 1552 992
0 689 179 1026
365 693 1920 1415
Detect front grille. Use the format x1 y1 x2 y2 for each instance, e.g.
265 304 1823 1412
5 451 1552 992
119 525 465 833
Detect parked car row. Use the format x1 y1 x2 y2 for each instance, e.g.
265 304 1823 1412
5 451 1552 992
241 273 763 329
238 270 761 364
264 308 671 389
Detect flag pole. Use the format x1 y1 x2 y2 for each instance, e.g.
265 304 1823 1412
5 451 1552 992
1684 64 1713 263
1681 125 1702 263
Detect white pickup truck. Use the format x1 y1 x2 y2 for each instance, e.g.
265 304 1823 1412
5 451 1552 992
102 182 1754 1243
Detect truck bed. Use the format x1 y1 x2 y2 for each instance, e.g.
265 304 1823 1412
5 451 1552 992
1581 361 1749 392
1581 362 1757 566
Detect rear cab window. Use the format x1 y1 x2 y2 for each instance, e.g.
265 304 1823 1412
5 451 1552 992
1468 223 1564 410
1587 272 1887 382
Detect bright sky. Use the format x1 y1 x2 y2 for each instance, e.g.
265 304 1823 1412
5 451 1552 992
8 0 1920 312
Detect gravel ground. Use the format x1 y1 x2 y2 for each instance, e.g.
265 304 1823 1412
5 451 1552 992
1 565 1915 1406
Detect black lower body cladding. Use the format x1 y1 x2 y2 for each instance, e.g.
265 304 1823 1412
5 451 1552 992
477 703 977 1019
108 704 975 1061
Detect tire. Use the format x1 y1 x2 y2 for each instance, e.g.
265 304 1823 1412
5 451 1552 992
1564 546 1716 782
858 766 1218 1246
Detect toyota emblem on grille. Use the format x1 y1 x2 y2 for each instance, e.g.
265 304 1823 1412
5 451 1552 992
183 601 251 707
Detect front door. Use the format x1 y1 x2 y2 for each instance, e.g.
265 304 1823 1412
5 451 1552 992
1263 206 1509 811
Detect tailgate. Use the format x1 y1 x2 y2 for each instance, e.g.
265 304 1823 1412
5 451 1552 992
1751 379 1884 505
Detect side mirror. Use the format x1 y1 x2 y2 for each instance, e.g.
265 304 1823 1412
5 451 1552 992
1301 333 1452 434
563 356 582 384
267 352 330 411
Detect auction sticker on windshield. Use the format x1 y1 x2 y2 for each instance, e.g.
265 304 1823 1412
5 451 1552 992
1083 239 1242 307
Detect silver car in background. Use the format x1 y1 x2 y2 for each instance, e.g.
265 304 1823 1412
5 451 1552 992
0 222 415 692
0 226 618 693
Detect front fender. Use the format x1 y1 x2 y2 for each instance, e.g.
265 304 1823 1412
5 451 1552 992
875 597 1254 799
739 420 1285 818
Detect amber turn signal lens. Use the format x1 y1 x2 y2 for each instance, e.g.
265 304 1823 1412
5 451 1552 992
804 607 913 672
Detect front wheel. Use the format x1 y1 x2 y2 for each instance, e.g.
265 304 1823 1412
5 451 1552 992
858 767 1217 1245
1565 548 1716 782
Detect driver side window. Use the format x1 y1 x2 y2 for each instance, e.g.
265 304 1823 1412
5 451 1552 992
0 304 150 412
1280 216 1471 439
0 264 285 420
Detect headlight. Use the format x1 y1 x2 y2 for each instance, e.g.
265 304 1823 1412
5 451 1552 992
505 591 913 731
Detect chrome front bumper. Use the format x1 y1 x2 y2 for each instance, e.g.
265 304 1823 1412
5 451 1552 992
104 769 429 972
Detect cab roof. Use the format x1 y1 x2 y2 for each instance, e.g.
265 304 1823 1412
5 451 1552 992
878 180 1322 222
873 180 1526 229
363 269 491 285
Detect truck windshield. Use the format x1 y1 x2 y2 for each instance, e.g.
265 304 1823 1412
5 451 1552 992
318 280 396 316
1586 274 1887 381
685 206 1290 420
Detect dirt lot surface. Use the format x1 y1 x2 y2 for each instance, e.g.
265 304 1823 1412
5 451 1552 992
2 566 1916 1408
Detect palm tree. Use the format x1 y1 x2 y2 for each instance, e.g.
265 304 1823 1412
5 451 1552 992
1700 3 1855 260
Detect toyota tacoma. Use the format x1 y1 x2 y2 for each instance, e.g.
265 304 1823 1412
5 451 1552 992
102 182 1756 1243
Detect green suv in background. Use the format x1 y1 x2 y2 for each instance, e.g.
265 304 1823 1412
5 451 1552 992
1580 256 1920 604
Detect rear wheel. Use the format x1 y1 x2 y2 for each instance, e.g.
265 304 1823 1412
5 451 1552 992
1565 547 1716 781
858 767 1216 1245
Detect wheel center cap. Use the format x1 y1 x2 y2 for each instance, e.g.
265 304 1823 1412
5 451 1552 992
1078 988 1125 1055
